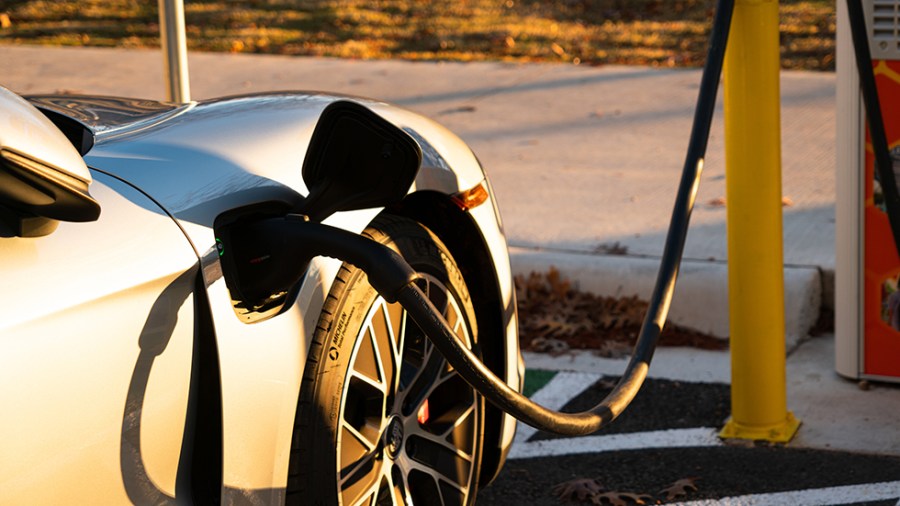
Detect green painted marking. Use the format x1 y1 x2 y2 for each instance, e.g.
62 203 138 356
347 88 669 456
523 369 558 398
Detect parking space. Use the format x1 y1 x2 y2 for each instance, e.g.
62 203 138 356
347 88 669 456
481 369 900 505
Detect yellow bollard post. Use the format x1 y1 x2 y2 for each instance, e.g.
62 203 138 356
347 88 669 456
718 0 801 442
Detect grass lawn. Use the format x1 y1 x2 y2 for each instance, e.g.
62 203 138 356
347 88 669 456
0 0 835 70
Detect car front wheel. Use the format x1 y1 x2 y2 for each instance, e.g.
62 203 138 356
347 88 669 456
287 215 484 506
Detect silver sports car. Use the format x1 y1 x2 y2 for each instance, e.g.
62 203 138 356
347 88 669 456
0 85 521 505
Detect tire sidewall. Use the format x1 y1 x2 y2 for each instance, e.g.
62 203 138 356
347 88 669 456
297 218 483 506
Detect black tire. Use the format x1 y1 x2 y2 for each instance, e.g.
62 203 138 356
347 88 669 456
287 215 484 506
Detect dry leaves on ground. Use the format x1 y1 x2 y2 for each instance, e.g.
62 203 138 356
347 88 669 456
553 478 606 502
659 477 699 500
553 476 701 504
591 491 653 505
516 268 726 357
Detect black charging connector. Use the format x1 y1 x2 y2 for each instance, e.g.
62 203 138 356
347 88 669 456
219 215 420 308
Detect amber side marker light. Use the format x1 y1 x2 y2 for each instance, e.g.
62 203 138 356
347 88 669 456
450 181 490 211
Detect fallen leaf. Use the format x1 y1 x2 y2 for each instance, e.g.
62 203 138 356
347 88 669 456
438 105 477 115
707 197 726 207
592 340 632 358
659 477 699 500
782 196 794 207
0 13 11 29
505 36 516 48
591 491 652 505
553 477 605 502
546 267 570 297
551 42 566 57
593 242 628 255
529 336 570 355
529 313 589 339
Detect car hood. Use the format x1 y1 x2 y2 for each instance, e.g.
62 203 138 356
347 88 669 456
27 95 188 137
29 92 486 253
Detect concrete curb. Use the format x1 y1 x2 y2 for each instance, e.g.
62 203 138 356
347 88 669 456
509 246 822 349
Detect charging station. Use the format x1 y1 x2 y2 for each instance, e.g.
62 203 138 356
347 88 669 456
836 0 900 381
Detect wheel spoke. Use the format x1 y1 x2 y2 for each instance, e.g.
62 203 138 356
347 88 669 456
354 492 375 506
406 468 448 506
391 465 412 506
400 343 443 416
440 298 472 376
423 277 449 317
368 321 389 390
370 301 403 396
418 363 465 405
405 433 472 493
340 451 382 506
440 404 475 442
384 301 404 355
350 370 387 395
372 466 408 506
405 460 467 506
409 414 474 464
351 327 388 391
382 301 406 391
343 420 377 453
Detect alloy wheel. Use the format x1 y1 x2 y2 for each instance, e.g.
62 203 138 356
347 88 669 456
336 274 480 506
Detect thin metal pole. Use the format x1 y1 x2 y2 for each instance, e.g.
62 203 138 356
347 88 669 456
719 0 800 443
158 0 191 103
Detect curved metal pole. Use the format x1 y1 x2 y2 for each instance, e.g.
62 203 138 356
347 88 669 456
158 0 191 103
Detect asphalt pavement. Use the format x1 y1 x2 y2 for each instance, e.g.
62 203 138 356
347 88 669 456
481 345 900 505
2 45 899 505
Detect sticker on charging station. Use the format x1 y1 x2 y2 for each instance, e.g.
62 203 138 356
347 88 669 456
864 60 900 378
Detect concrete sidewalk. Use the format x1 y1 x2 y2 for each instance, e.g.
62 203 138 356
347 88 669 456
0 44 833 345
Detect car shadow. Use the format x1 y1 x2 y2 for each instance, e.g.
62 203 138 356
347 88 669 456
120 265 291 505
120 267 196 505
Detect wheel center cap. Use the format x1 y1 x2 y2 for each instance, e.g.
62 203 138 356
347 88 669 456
384 417 404 458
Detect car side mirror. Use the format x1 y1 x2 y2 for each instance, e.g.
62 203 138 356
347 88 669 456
0 87 100 237
297 100 422 221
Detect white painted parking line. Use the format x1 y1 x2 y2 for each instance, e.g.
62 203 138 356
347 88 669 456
528 371 600 410
508 427 723 459
513 370 724 460
668 480 900 506
523 348 732 384
515 371 602 442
